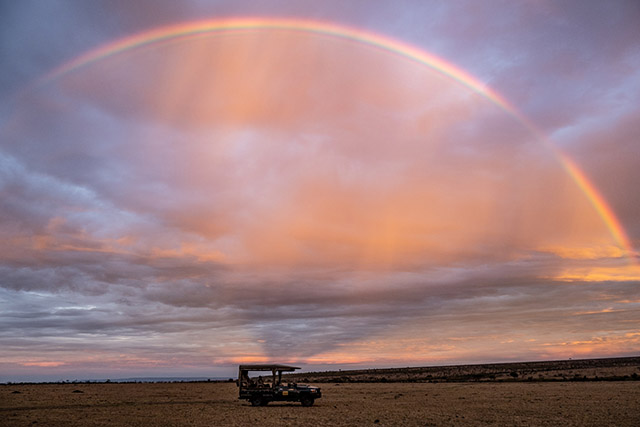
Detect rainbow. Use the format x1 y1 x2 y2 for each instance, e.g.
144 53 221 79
34 17 634 258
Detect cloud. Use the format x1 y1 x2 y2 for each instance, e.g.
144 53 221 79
1 1 638 380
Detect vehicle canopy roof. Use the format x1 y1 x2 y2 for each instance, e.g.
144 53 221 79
239 364 300 372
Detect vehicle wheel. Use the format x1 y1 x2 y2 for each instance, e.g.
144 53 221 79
300 396 314 407
250 396 262 407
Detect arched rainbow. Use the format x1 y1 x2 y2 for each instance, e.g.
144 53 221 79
34 17 634 258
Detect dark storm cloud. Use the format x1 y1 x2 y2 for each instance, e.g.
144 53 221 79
7 253 626 352
1 245 638 372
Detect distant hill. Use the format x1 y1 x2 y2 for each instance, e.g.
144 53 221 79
287 356 640 383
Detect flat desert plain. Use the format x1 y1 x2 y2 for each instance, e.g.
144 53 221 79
3 381 639 426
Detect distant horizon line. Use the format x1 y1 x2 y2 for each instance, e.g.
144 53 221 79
3 355 637 385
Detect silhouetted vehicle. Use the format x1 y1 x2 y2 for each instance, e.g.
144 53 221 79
237 364 321 406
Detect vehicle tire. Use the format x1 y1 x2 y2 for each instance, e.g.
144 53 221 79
250 396 262 407
300 396 314 407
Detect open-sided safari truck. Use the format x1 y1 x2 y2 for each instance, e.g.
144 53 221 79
238 364 322 406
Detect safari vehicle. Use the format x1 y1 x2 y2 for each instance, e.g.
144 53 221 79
237 364 322 406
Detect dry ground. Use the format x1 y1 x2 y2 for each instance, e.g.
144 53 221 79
2 381 639 426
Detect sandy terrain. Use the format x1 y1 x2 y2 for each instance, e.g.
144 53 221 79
3 381 639 426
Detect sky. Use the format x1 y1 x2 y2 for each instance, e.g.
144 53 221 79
1 0 639 382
